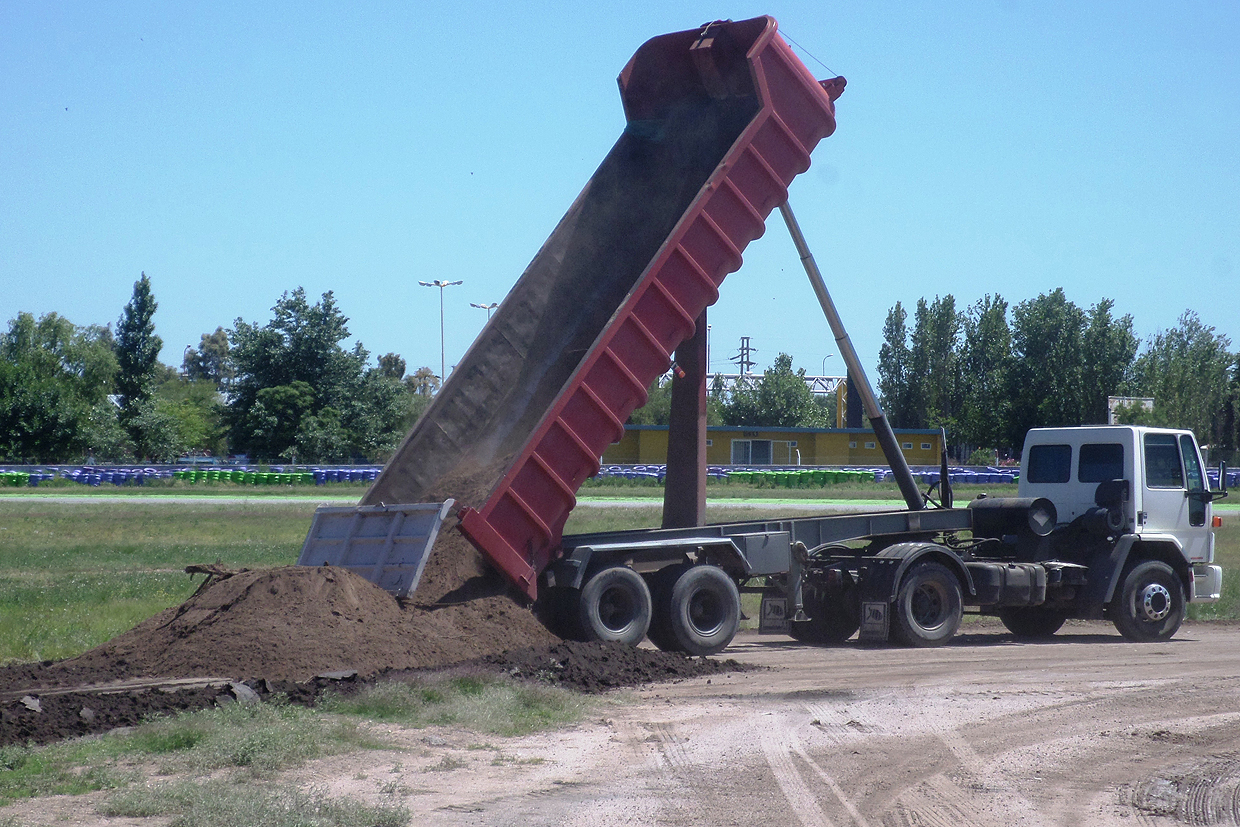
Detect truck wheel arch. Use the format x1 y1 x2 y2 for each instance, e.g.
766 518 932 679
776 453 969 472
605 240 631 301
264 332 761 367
875 542 975 601
1103 539 1192 605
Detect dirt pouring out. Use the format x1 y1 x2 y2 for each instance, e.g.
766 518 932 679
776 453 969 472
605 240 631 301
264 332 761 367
0 525 745 746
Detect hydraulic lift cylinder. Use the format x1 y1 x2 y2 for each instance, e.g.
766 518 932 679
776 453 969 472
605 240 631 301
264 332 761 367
777 201 925 512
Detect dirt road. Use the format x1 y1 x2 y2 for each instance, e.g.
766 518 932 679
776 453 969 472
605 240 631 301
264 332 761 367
12 620 1240 826
323 620 1240 827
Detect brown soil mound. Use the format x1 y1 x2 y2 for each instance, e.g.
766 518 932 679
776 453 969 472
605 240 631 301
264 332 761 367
3 563 555 689
1 641 755 747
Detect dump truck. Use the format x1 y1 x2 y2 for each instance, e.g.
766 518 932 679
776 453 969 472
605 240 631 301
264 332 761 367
297 16 1227 654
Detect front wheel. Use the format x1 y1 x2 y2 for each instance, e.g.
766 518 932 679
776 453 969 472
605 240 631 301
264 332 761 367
1111 560 1184 642
892 562 962 647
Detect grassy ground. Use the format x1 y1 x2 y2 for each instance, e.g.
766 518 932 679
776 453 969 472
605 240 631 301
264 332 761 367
0 500 316 663
2 493 1238 664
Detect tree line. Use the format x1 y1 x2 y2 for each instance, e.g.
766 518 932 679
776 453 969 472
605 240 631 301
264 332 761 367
0 276 439 463
4 277 1235 466
877 288 1238 462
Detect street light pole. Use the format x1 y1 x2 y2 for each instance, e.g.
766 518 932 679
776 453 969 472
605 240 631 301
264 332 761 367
419 279 463 381
470 301 498 320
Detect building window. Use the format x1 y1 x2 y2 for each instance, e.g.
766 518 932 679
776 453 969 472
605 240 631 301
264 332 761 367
848 441 857 449
705 439 713 447
788 440 797 447
865 442 875 449
732 439 773 465
902 442 913 450
921 443 932 450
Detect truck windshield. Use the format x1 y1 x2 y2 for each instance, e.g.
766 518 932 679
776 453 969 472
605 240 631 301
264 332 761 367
1144 433 1184 489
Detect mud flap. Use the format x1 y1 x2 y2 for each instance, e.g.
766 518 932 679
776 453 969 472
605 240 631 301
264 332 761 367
859 601 890 641
759 595 790 634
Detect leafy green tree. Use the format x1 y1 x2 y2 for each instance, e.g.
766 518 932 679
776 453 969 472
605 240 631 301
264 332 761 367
182 327 233 388
1005 289 1088 448
377 352 406 380
1081 299 1138 424
228 289 367 459
0 312 117 462
908 295 963 436
296 406 352 462
878 302 914 428
959 295 1012 453
127 397 188 462
405 366 440 397
1130 311 1233 444
156 379 227 456
115 273 163 423
723 353 825 427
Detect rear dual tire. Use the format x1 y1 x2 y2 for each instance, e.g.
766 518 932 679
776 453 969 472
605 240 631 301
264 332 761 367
647 564 740 656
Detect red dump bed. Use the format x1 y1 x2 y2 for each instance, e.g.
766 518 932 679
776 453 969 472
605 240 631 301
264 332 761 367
363 17 842 599
454 18 843 598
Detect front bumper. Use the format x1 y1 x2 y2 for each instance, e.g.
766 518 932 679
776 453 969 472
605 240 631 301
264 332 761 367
1192 564 1224 602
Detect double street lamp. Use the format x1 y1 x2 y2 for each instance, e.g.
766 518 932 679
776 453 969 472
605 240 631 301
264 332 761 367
419 279 463 381
470 301 498 320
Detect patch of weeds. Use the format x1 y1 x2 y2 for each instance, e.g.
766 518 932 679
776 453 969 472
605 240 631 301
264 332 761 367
100 778 409 827
0 740 134 802
127 698 389 777
323 673 590 737
491 753 545 766
426 755 466 772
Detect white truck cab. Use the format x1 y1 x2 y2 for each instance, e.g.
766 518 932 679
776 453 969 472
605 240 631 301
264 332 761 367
1019 425 1224 605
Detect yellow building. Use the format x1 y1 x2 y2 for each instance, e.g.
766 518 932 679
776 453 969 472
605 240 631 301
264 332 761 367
602 425 942 467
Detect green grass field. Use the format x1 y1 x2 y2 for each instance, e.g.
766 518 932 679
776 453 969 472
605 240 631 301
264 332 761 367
1 494 1237 664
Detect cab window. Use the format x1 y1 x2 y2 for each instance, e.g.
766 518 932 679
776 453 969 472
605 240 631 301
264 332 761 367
1078 443 1124 483
1027 444 1071 483
1144 433 1184 489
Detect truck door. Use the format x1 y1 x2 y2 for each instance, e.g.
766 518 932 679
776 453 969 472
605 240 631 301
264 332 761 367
1140 432 1212 563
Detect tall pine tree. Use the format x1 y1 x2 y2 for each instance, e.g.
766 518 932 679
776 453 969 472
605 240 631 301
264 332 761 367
115 273 163 423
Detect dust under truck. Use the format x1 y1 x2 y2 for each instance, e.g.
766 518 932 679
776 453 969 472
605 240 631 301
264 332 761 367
296 16 1227 655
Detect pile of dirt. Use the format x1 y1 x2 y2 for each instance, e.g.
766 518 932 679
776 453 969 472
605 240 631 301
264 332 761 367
1 641 753 747
0 502 750 748
0 560 555 691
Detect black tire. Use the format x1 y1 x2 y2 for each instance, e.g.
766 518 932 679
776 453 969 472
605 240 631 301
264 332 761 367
650 565 740 656
645 565 688 652
788 581 860 644
892 562 963 647
1111 560 1185 642
577 566 652 647
998 606 1067 639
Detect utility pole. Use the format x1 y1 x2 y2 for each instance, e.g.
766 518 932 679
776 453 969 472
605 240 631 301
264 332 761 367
731 336 756 374
419 279 463 381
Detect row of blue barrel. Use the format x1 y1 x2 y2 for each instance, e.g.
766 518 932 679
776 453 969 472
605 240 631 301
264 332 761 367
1208 469 1240 488
595 465 1020 486
0 467 382 487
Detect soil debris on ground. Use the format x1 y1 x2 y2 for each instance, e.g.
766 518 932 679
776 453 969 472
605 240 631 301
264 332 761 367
0 518 752 747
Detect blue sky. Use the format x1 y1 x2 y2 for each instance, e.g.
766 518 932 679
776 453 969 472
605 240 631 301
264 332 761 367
3 2 1237 383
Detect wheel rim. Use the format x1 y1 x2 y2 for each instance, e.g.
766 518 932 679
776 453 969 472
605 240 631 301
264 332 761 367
1138 582 1172 623
687 587 726 636
911 581 948 630
598 585 637 633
